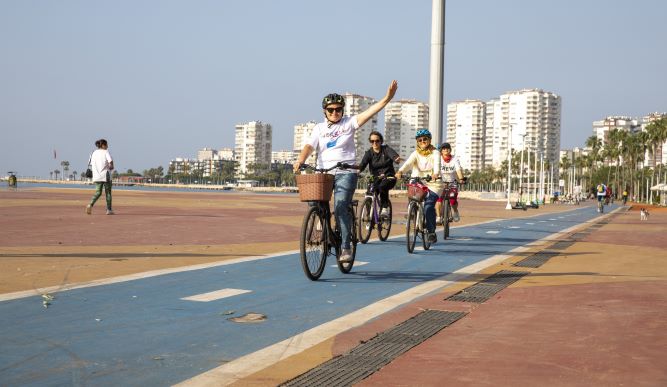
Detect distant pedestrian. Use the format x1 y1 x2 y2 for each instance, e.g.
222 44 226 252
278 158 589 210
86 139 115 215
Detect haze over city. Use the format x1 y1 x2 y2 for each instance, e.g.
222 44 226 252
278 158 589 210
1 0 665 177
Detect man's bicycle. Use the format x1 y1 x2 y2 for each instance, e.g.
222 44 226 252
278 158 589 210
296 163 359 281
404 177 435 254
358 175 394 244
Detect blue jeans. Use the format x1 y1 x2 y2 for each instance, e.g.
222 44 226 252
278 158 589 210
334 173 358 249
423 189 438 233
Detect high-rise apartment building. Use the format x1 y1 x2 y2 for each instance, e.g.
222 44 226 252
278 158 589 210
446 100 485 171
592 116 640 144
385 99 429 157
483 89 561 170
197 147 217 161
344 93 377 162
234 121 272 177
293 121 317 165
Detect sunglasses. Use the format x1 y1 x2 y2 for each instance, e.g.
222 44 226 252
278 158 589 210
369 139 382 144
326 107 343 114
417 137 430 143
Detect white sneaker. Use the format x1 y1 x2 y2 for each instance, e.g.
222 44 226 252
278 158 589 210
339 249 352 263
453 211 460 222
106 209 115 215
380 207 389 216
85 205 92 215
436 216 442 225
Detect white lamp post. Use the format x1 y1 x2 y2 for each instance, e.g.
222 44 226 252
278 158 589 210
505 123 516 210
519 133 527 204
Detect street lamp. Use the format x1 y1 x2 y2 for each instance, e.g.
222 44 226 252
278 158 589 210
505 123 515 210
519 133 528 204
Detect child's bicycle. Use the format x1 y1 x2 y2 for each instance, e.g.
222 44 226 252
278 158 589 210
358 175 394 244
295 163 359 281
404 176 436 254
437 181 462 240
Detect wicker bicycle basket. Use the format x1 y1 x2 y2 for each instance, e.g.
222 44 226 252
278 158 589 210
296 173 334 202
407 184 427 202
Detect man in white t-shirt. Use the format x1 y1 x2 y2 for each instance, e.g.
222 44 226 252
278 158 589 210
293 80 398 262
86 139 115 215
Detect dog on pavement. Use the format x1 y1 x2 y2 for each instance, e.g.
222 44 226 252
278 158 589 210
640 208 649 221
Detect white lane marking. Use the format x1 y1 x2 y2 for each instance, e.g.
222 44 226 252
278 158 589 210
181 288 251 302
0 249 299 302
330 261 369 268
176 217 594 387
453 237 473 241
549 218 557 221
486 230 500 234
525 222 535 225
509 226 520 229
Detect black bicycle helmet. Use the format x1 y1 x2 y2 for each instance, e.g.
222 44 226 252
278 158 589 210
440 142 451 150
322 93 345 109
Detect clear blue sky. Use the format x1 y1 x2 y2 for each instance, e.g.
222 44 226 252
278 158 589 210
1 0 665 177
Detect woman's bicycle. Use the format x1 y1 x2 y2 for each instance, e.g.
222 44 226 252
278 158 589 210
296 163 359 281
358 175 394 244
404 177 435 254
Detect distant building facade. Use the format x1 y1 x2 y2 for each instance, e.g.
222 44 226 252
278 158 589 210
234 121 272 177
384 99 429 158
446 99 485 171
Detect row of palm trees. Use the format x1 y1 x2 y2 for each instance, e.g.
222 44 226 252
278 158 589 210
463 117 667 204
562 116 667 202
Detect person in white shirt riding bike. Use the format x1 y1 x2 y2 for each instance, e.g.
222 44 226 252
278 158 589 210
293 80 398 263
395 129 441 244
435 142 465 224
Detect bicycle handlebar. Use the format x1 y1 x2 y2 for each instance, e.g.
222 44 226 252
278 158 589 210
297 162 358 174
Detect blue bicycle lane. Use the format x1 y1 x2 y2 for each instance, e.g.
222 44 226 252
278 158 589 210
0 204 614 386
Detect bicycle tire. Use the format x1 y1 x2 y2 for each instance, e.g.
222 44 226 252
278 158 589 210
338 206 357 273
300 206 327 280
421 205 431 250
378 200 392 241
358 197 373 244
406 201 418 253
443 200 451 240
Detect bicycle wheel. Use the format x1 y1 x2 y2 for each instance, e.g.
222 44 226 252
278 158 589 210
300 206 327 280
420 205 432 250
378 200 392 241
358 197 373 244
406 201 418 253
443 200 451 240
338 206 357 273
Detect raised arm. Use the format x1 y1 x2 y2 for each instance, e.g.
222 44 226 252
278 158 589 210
355 80 398 127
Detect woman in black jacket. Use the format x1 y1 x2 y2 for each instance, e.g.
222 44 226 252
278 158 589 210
358 131 402 215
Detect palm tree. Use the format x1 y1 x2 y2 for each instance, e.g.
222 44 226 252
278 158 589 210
60 160 70 181
72 170 78 181
53 169 60 180
560 155 571 194
49 171 53 180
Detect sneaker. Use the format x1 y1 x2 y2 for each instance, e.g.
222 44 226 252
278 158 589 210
85 205 92 215
339 249 352 263
453 211 460 222
436 216 442 225
380 207 389 216
428 232 437 243
106 209 114 215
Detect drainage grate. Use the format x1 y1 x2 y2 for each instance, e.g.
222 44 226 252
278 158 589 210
280 310 466 387
445 270 529 303
514 251 560 268
550 240 575 250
